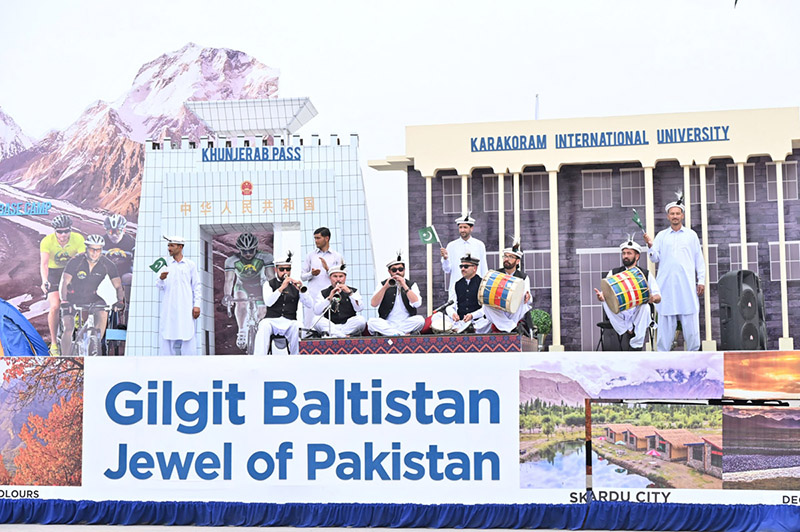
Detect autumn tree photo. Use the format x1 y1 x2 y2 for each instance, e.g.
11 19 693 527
0 357 84 486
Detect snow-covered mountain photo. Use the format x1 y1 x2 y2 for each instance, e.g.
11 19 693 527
0 43 280 338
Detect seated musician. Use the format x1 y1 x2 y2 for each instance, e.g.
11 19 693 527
593 236 661 351
445 254 491 333
312 264 367 337
253 251 311 355
482 241 533 334
367 253 425 336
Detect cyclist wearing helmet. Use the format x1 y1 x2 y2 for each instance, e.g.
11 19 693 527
59 234 125 356
103 213 135 316
39 214 85 355
222 232 274 350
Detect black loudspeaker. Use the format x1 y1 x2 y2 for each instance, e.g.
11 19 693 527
718 270 767 350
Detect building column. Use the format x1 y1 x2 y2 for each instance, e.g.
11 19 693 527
548 169 563 351
683 165 692 229
426 175 434 315
513 171 521 241
644 167 655 271
698 164 716 351
774 161 794 350
737 162 748 268
461 174 469 214
498 171 505 254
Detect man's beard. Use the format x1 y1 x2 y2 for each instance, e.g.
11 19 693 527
622 257 635 268
503 261 514 270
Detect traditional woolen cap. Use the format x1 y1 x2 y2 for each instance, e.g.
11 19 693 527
386 250 404 268
503 236 523 259
460 253 480 266
665 190 685 213
275 250 293 266
328 263 347 276
454 211 475 225
163 235 185 245
619 234 642 253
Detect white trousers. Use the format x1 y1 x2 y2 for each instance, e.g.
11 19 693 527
367 315 425 336
603 302 652 349
160 335 197 356
452 316 492 334
657 313 700 352
254 317 300 355
313 316 367 338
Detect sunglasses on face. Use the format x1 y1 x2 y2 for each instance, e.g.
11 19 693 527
278 266 291 272
460 264 473 269
390 267 404 273
56 229 70 234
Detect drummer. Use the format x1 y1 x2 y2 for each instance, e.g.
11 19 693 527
593 236 661 351
482 240 534 334
445 254 491 333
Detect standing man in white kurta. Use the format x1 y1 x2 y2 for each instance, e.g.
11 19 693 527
643 194 705 351
441 212 487 293
157 236 201 356
594 237 662 350
367 253 425 336
301 227 342 329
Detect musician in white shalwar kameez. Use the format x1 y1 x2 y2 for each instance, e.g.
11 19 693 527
643 194 705 351
253 251 311 355
440 212 487 293
446 254 491 334
594 237 662 350
157 236 201 356
482 243 534 333
367 253 425 336
313 264 367 338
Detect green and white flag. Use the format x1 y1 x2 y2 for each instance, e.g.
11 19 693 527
418 225 440 245
632 209 644 231
149 257 167 273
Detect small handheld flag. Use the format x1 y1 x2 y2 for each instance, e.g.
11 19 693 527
418 225 440 245
149 257 167 273
632 209 644 231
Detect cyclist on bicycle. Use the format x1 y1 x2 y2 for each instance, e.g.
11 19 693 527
103 213 135 320
222 232 274 350
59 234 125 356
39 214 85 355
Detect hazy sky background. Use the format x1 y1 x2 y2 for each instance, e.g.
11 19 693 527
2 0 799 263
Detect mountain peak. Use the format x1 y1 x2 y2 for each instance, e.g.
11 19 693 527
0 105 34 161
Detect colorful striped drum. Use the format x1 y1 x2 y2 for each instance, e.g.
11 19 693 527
600 267 650 314
478 271 525 313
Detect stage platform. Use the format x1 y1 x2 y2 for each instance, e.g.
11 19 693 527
299 333 538 354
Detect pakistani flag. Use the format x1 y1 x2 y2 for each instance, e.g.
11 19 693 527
632 209 644 231
150 257 167 273
418 226 439 245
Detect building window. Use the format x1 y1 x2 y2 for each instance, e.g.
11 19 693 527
727 164 756 203
523 250 551 289
582 170 612 209
729 243 759 273
710 452 722 468
769 241 800 281
483 175 512 213
766 161 799 201
486 251 500 271
706 244 719 284
442 176 472 214
522 172 549 210
620 169 645 207
692 446 703 461
690 166 716 205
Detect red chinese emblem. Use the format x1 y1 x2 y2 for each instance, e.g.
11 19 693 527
241 181 253 196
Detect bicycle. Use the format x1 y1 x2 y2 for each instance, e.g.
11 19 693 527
225 295 264 355
61 302 110 356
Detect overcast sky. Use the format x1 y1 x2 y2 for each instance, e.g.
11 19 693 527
2 0 799 262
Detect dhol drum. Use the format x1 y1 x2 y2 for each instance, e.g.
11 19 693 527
430 311 454 333
600 267 650 314
478 271 525 313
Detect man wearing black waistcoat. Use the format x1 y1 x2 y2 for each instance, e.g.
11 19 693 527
254 251 311 355
446 253 491 334
367 253 425 336
312 264 366 337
